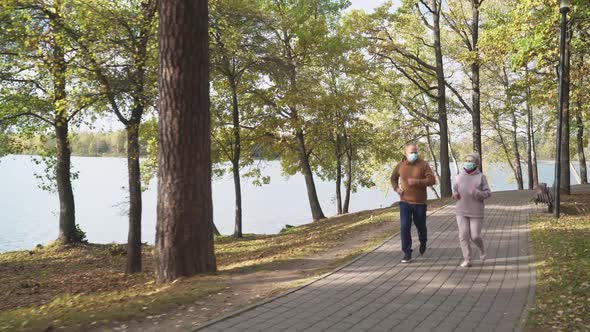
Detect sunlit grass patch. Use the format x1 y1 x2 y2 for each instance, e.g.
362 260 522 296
526 214 590 331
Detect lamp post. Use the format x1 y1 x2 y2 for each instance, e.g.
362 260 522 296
554 0 570 218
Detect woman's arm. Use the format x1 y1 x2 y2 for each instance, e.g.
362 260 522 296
474 175 492 201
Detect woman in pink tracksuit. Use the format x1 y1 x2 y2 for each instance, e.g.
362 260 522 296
452 152 491 267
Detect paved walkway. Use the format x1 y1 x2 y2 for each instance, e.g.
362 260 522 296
197 190 544 332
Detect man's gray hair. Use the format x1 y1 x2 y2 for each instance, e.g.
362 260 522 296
466 152 481 165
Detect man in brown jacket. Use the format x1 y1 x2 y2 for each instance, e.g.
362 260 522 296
391 144 436 263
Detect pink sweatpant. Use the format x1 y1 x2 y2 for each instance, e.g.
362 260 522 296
456 215 485 262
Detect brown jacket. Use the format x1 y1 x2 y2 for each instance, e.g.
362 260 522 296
390 158 436 205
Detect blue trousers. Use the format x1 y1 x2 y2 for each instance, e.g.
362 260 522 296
399 202 428 254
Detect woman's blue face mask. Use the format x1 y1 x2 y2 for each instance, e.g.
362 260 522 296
408 152 418 162
464 162 476 171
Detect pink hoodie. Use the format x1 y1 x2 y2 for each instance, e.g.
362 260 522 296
452 169 491 218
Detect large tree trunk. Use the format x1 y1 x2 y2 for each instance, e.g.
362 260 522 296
156 0 216 283
126 122 142 273
432 0 452 197
471 0 482 167
230 78 243 238
295 130 325 220
510 111 524 190
560 28 571 195
335 134 343 215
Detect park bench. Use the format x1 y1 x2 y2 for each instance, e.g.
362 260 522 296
534 183 554 213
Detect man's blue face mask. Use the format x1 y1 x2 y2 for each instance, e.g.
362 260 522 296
408 152 418 162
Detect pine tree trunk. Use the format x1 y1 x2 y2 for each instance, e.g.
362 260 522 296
295 130 325 220
156 0 216 283
432 0 452 197
126 122 142 273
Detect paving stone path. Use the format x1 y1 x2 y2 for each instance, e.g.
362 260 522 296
197 190 544 332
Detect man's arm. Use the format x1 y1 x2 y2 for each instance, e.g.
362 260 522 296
419 162 436 186
390 163 401 191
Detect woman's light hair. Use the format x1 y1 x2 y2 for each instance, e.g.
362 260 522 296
465 152 481 165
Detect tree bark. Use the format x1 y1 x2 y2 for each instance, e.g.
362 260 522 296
52 25 77 244
156 0 216 283
525 66 539 189
425 125 442 187
230 78 243 238
343 143 352 214
295 130 326 220
426 128 441 199
55 120 77 244
126 122 142 273
471 0 482 167
560 27 571 195
576 102 588 184
335 134 343 215
432 0 452 197
510 111 524 190
493 112 519 186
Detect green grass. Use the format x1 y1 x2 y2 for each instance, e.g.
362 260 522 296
0 204 413 332
526 215 590 331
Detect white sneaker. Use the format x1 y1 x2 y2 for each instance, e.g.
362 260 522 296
480 248 486 261
460 260 472 267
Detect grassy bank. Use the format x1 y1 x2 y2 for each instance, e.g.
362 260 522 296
526 191 590 331
1 200 449 332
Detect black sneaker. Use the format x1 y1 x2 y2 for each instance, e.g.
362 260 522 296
401 253 412 263
419 242 427 255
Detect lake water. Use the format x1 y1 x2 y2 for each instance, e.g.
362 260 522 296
0 155 584 252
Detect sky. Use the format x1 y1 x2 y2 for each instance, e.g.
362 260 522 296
347 0 399 12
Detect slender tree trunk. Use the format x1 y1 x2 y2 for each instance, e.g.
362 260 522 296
55 121 77 244
335 134 343 215
52 26 77 244
432 0 452 197
575 55 588 184
560 28 571 195
576 104 588 184
448 139 460 175
471 0 482 167
295 130 325 220
425 127 441 199
493 112 520 187
343 144 352 214
156 0 216 283
510 111 524 190
230 78 243 238
126 122 142 273
525 67 535 189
